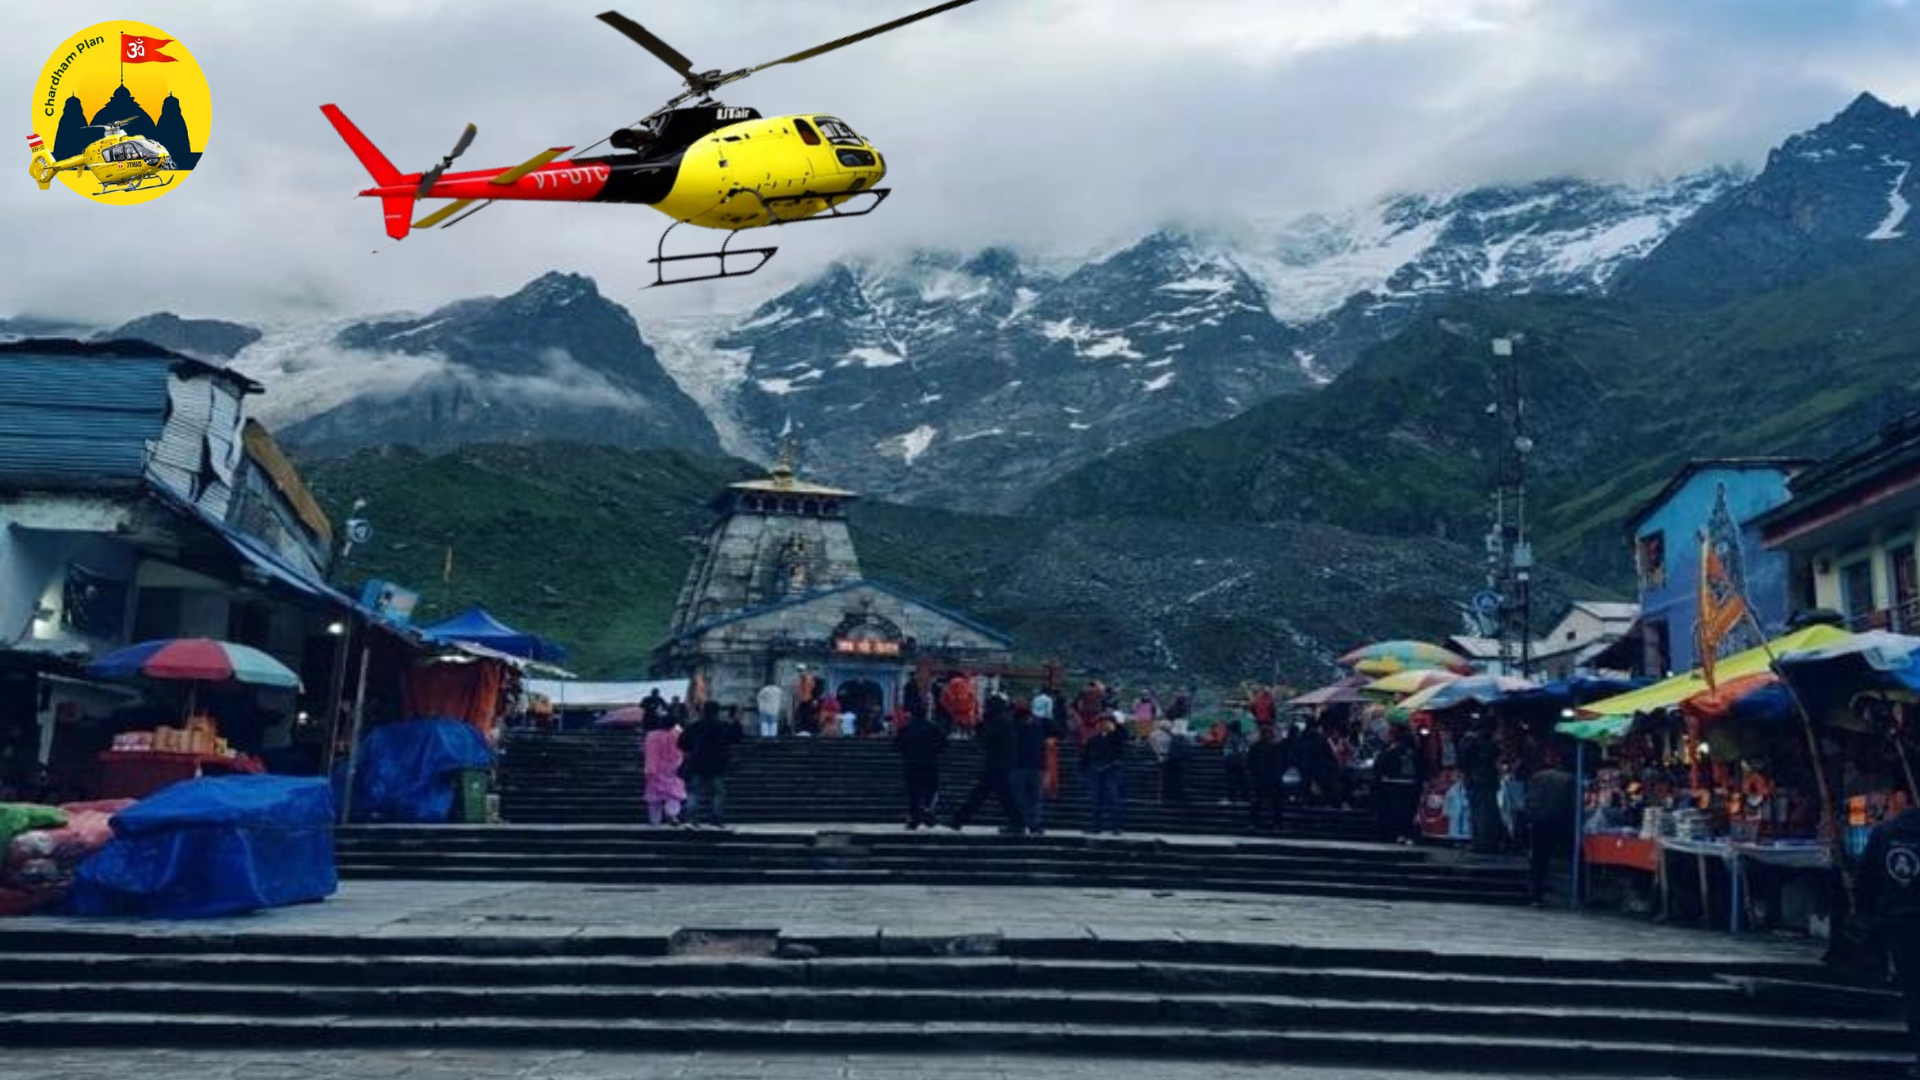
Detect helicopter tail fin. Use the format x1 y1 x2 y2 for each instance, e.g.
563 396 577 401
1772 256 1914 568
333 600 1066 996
26 134 54 190
319 104 402 186
320 105 414 239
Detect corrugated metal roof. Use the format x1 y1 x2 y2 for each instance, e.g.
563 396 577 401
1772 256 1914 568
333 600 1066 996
0 355 169 486
0 338 262 392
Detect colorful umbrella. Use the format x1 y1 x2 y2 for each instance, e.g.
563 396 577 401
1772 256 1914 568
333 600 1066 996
1340 640 1473 676
1398 674 1538 714
89 638 301 689
594 706 649 728
1364 669 1461 697
1288 676 1370 707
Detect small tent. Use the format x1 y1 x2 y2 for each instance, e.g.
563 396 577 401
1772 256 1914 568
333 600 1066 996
421 607 567 663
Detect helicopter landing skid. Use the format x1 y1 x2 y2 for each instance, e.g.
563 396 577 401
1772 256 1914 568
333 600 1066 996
647 220 777 287
97 174 176 196
735 186 892 225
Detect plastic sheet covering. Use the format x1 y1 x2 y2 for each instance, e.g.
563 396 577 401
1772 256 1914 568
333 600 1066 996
351 718 493 824
68 776 337 918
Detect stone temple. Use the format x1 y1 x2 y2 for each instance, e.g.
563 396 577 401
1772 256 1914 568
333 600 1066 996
651 452 1012 722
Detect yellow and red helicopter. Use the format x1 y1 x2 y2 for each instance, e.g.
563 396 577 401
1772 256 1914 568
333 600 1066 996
26 119 177 195
321 0 978 286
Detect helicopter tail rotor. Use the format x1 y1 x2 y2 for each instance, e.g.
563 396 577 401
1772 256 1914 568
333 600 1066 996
415 123 478 198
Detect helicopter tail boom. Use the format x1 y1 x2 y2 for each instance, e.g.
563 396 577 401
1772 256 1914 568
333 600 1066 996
25 134 57 190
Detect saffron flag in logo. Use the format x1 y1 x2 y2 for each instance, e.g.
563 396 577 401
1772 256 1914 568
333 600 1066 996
1695 483 1751 693
121 33 177 63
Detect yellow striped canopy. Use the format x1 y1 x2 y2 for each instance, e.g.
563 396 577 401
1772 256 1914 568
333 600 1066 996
1577 624 1852 719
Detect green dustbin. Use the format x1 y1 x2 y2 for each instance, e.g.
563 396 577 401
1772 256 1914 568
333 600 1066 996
452 768 490 824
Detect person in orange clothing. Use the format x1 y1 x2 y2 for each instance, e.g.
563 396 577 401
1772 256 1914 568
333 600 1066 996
1072 681 1106 745
941 675 979 738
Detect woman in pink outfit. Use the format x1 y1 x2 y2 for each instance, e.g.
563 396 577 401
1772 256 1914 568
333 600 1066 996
644 724 687 826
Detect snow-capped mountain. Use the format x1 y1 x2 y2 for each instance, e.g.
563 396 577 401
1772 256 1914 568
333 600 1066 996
653 170 1734 508
230 272 720 456
1236 171 1743 324
697 235 1311 510
1617 92 1920 306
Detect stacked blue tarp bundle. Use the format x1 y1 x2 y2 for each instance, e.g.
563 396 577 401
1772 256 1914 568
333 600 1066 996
351 718 493 823
68 775 337 918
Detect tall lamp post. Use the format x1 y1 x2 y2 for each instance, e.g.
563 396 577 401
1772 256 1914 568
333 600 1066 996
1492 337 1534 679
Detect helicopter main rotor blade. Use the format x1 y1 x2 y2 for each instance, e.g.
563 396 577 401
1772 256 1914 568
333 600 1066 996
596 11 696 79
417 122 479 198
749 0 979 73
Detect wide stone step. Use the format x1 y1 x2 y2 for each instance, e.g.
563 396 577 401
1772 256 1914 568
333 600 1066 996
0 980 1900 1052
0 953 1775 1007
0 1012 1897 1076
9 953 1878 1018
328 864 1526 903
326 853 1497 887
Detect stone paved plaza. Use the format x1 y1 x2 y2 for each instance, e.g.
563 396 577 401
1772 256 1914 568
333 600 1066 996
17 876 1823 966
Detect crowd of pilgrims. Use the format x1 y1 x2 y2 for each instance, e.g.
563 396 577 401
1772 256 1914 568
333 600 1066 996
747 675 1430 839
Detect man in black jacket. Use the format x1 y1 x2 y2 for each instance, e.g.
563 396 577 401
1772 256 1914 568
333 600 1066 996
948 694 1018 832
1521 758 1575 905
678 701 742 828
1007 704 1049 835
1372 723 1422 845
893 704 948 829
1082 712 1130 835
1247 723 1287 833
1864 805 1920 1078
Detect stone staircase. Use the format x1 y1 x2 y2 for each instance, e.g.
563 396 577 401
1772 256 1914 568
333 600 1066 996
0 926 1901 1076
496 728 1376 840
333 826 1531 905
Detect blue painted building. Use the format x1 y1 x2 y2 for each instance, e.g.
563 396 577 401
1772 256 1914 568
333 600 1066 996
1622 459 1810 675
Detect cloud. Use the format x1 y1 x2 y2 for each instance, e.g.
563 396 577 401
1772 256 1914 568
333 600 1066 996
3 0 1918 324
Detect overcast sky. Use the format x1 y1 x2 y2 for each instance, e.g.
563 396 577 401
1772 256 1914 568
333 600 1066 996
6 0 1920 324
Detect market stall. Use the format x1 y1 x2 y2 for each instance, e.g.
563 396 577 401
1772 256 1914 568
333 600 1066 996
84 638 293 800
1562 625 1919 934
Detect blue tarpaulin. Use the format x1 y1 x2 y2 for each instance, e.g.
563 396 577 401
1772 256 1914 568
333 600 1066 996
68 775 337 919
421 607 567 662
352 718 493 823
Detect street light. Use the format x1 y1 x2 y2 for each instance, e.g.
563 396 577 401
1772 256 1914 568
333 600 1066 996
326 621 346 637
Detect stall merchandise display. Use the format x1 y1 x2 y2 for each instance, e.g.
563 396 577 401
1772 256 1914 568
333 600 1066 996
0 800 132 915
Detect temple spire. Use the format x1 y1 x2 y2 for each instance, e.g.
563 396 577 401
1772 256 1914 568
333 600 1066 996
771 416 799 489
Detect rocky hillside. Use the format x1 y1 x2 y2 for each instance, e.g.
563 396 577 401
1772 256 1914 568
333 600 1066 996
98 313 262 359
708 236 1310 510
233 272 721 456
1618 92 1920 307
301 443 1597 687
1035 260 1920 585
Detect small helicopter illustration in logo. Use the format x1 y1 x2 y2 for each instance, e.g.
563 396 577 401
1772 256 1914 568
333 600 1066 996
27 118 176 195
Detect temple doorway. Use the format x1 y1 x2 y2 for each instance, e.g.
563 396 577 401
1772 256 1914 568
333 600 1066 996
835 676 889 735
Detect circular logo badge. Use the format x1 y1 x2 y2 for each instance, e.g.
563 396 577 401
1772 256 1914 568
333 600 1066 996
29 21 209 205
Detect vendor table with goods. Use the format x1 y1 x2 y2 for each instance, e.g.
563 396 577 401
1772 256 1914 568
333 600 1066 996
1583 832 1660 873
1655 835 1830 934
95 750 264 800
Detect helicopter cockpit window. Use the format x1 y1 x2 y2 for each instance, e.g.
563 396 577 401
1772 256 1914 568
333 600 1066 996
793 119 822 146
813 117 863 146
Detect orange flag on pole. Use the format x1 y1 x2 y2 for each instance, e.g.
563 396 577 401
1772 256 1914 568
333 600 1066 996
1694 485 1751 693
